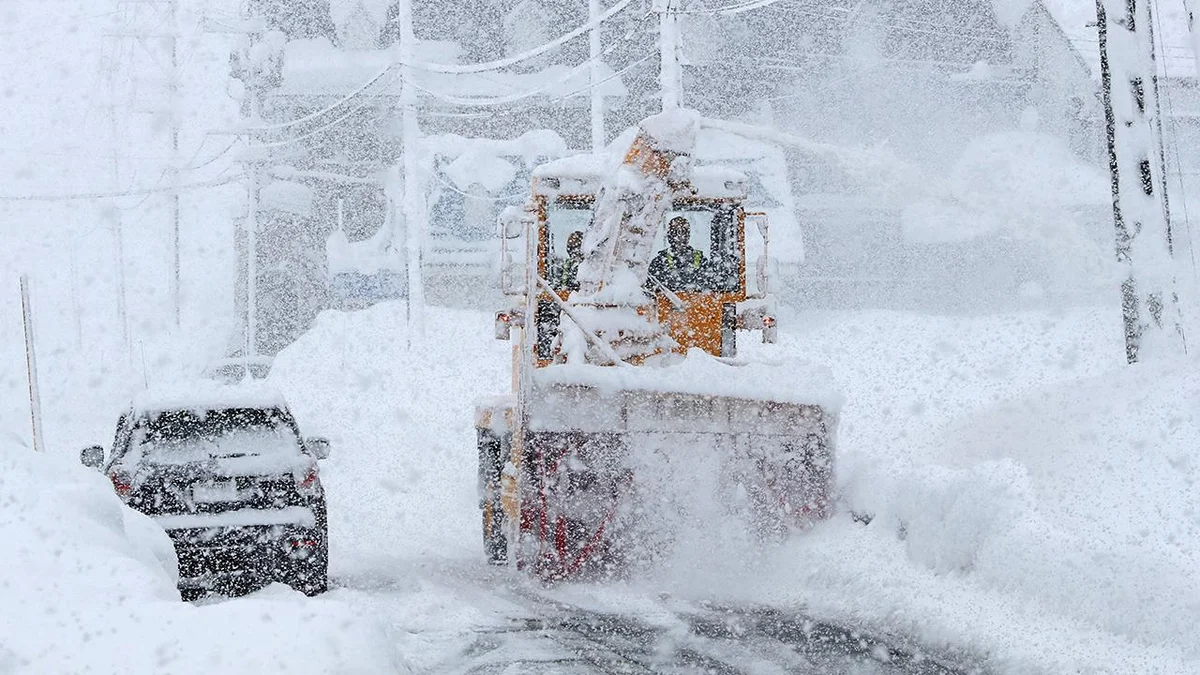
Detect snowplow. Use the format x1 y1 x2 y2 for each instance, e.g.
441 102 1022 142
476 110 837 581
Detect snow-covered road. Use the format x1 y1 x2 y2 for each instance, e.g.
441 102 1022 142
327 557 976 674
7 301 1200 674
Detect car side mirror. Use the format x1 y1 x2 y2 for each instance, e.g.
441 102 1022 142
80 445 105 469
305 437 331 460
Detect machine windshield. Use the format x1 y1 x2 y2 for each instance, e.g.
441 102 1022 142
545 198 740 293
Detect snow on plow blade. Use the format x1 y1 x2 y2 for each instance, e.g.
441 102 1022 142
520 380 836 581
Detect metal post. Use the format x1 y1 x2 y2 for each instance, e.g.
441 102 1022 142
398 0 425 339
1096 0 1185 363
246 161 259 359
168 0 181 328
113 213 130 360
19 276 44 453
590 0 605 150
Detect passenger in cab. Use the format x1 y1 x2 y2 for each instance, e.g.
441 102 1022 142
552 230 585 291
649 217 708 292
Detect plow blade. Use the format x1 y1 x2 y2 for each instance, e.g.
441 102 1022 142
516 383 836 581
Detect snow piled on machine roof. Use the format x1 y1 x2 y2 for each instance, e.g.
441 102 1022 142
131 379 290 416
535 348 844 411
638 108 701 153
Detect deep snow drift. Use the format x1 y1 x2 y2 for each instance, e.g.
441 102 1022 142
0 442 401 675
267 301 1199 673
7 301 1199 673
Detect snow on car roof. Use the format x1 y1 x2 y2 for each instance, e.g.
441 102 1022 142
131 380 290 416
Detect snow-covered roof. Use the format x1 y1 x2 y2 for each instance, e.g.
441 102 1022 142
131 381 291 416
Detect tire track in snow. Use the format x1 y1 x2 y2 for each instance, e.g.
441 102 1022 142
430 564 985 674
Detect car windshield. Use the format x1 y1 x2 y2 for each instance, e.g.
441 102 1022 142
133 407 301 462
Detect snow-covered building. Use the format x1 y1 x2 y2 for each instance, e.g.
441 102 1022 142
682 0 1114 311
231 0 633 353
231 0 1149 354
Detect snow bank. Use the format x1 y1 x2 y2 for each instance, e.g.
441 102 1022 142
903 130 1107 246
800 356 1200 672
683 306 1200 673
0 442 402 675
269 303 513 569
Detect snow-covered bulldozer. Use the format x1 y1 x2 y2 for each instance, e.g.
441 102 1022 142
476 111 837 581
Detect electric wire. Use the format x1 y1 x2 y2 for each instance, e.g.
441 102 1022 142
242 64 397 132
248 69 404 149
0 169 244 202
400 0 636 75
0 10 120 36
405 19 649 107
1152 0 1200 282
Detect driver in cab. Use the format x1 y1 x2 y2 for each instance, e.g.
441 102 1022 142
649 216 707 292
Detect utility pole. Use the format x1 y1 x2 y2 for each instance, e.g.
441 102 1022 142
108 0 184 327
166 0 181 329
398 0 425 340
590 0 606 150
655 0 682 111
101 6 133 361
1096 0 1185 364
244 45 265 361
205 13 267 362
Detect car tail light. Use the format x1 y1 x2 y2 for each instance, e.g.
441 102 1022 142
109 470 133 498
296 466 321 498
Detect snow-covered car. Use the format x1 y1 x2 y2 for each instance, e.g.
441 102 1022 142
79 383 331 599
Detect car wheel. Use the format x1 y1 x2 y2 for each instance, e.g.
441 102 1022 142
283 530 328 596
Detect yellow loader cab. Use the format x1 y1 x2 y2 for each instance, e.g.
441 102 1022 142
521 155 777 366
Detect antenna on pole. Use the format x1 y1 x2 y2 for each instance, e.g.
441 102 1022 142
397 0 425 343
589 0 606 150
19 275 44 454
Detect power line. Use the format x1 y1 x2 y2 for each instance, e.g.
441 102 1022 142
0 171 242 202
0 10 120 36
402 0 636 74
249 70 404 149
1153 0 1199 282
243 64 396 132
407 22 648 107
